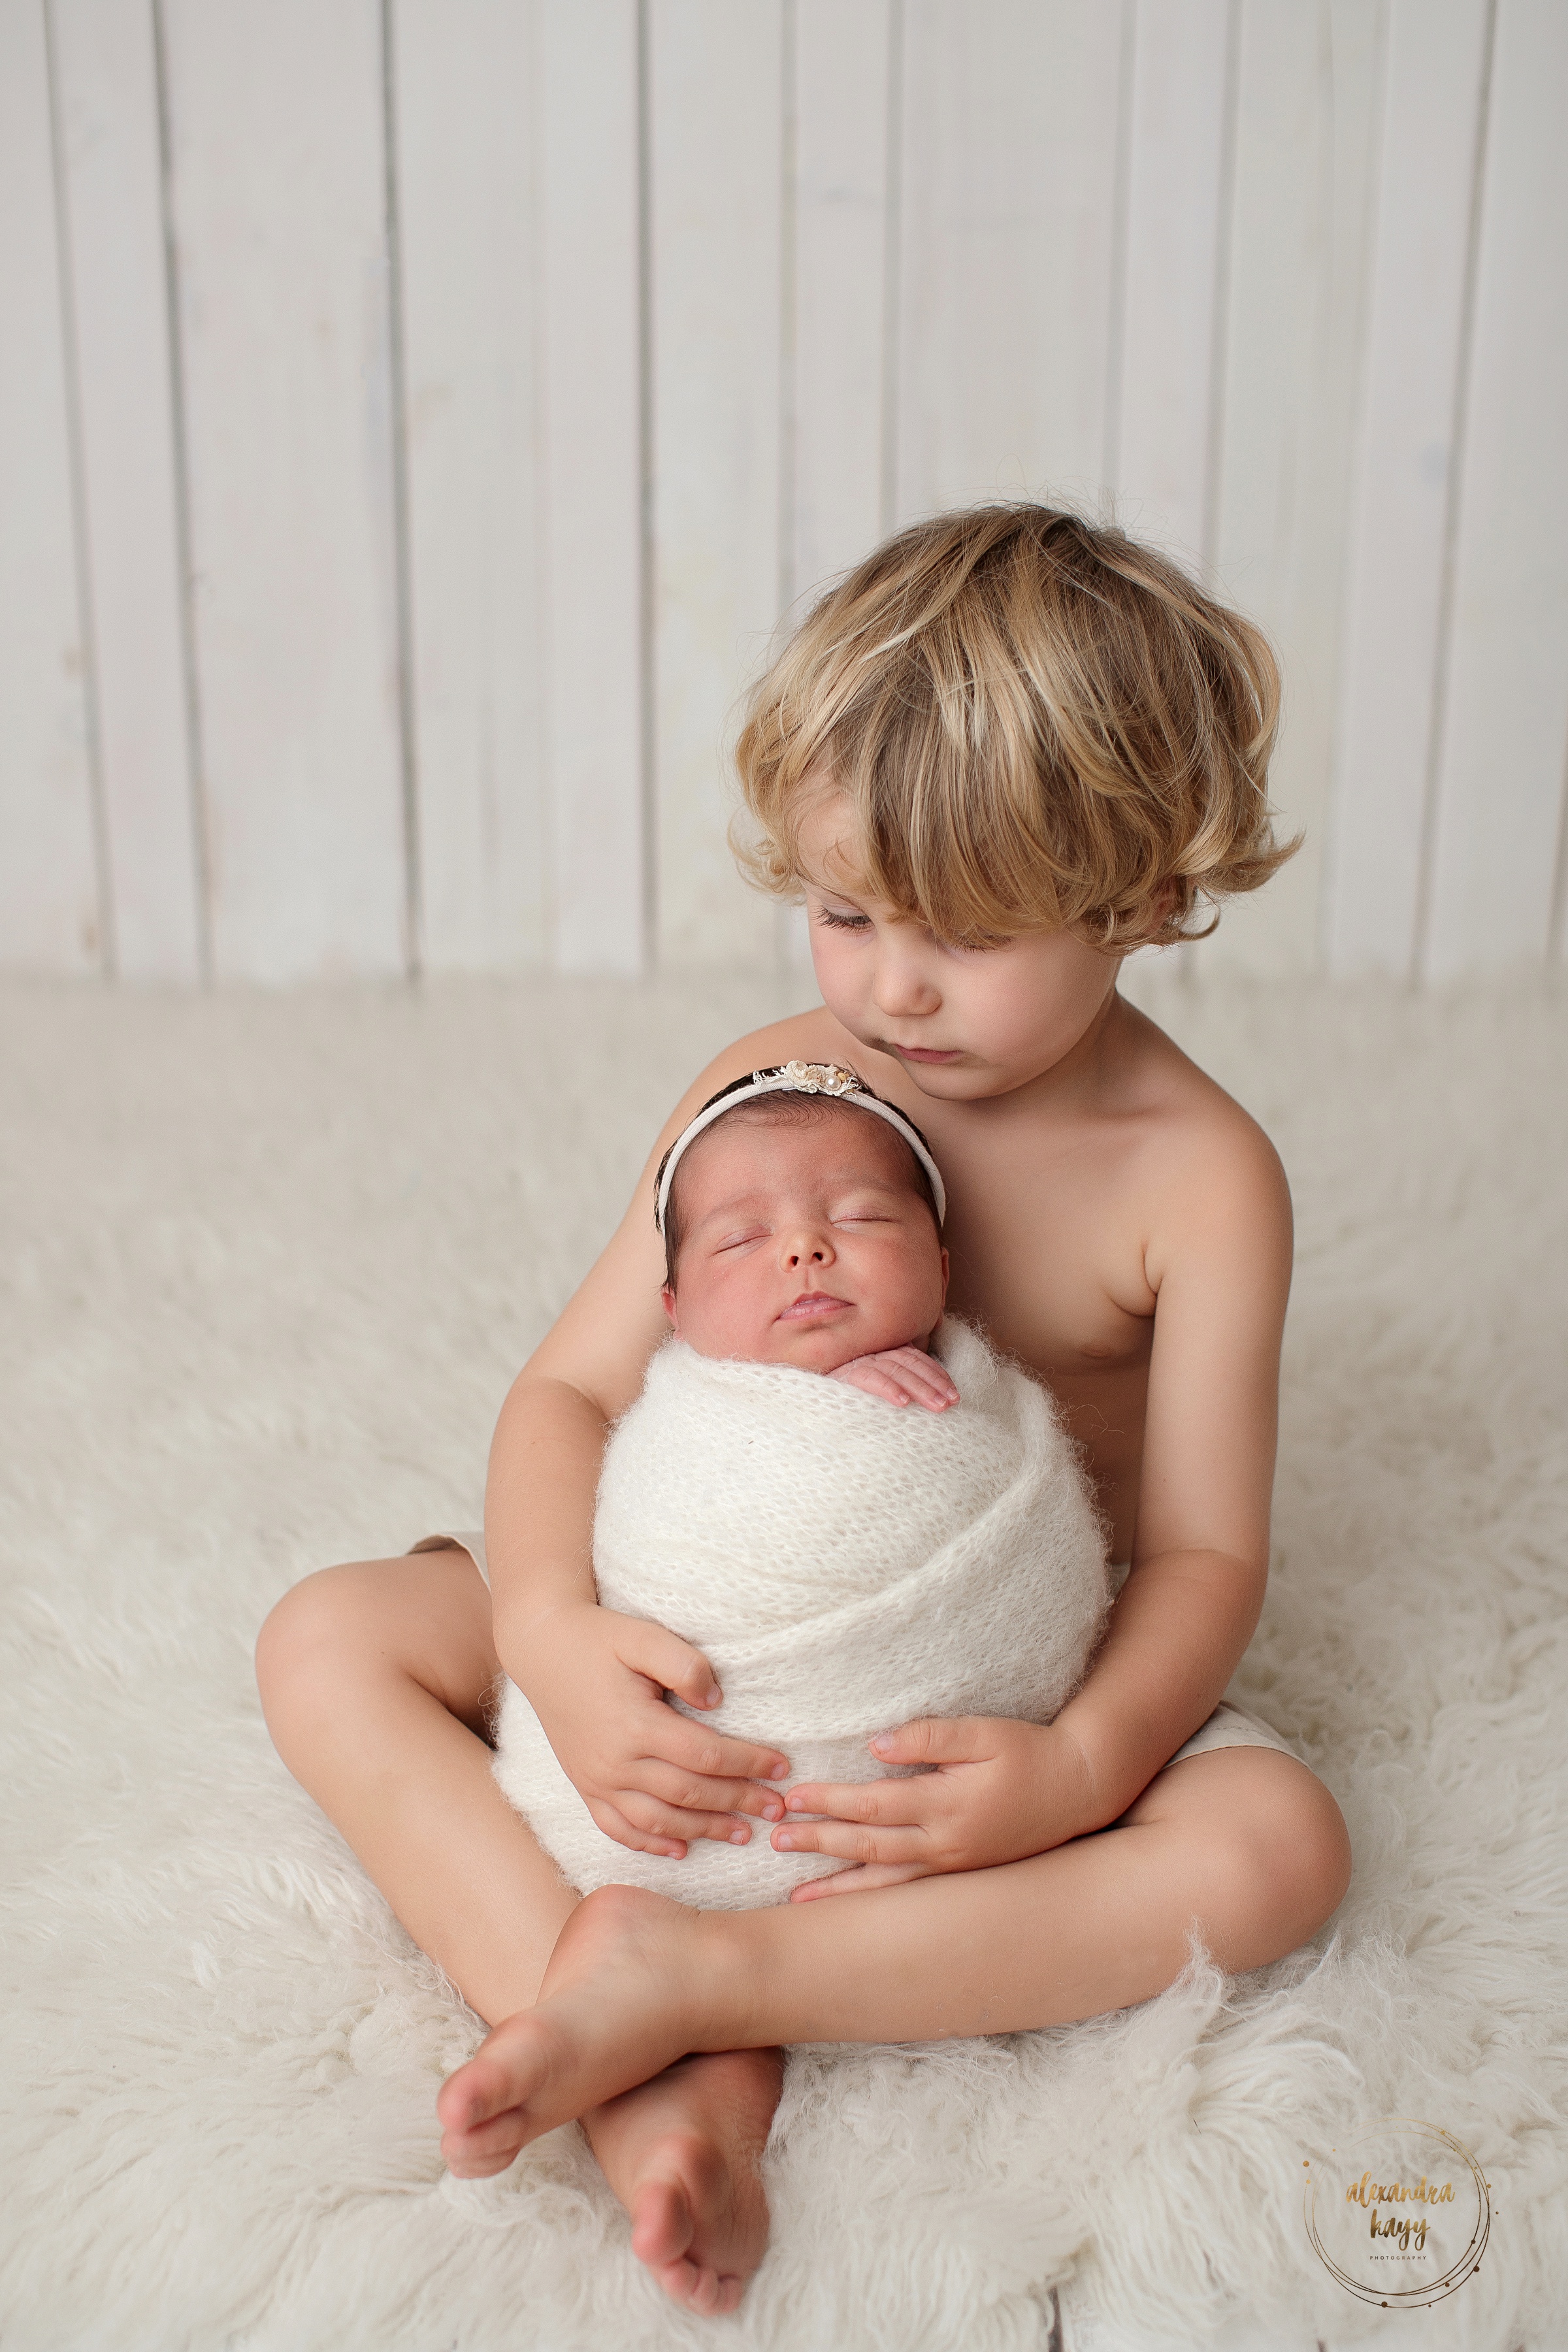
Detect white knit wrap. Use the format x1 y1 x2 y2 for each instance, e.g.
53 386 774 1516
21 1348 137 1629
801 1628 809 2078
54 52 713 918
492 1318 1109 1908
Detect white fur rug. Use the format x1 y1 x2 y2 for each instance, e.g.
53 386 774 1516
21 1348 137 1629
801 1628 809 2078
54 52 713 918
2 967 1564 2352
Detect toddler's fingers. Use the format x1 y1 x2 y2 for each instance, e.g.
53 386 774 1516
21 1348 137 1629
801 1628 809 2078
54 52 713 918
869 1715 988 1767
781 1775 933 1825
442 2110 530 2174
787 1860 929 1901
613 1789 761 1849
618 1618 725 1711
583 1796 689 1858
770 1819 927 1865
636 1758 786 1821
652 1715 791 1786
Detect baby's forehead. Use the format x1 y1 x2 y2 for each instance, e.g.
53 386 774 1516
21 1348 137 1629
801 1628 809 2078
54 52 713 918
676 1100 912 1201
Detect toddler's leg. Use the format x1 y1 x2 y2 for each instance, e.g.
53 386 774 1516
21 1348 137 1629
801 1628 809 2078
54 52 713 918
255 1549 779 2316
439 1744 1351 2161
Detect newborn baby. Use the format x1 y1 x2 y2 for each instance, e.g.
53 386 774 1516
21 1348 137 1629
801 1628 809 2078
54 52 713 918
493 1063 1109 1906
654 1059 958 1414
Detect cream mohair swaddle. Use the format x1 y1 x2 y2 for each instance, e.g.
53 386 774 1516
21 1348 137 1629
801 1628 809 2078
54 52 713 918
493 1316 1109 1908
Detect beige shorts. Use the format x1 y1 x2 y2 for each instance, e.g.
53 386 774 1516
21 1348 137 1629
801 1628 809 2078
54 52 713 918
412 1531 1305 1775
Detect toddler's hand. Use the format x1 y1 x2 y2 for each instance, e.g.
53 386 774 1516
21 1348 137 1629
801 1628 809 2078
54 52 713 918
827 1347 958 1411
770 1715 1096 1898
508 1600 791 1859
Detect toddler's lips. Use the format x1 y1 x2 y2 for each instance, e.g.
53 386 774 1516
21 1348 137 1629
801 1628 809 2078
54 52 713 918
777 1292 852 1321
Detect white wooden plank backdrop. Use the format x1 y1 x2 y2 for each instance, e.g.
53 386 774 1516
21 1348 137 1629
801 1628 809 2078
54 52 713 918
52 0 203 981
0 0 103 974
3 0 1565 985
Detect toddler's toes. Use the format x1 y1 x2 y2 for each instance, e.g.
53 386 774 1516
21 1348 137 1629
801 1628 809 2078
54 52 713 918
653 2258 737 2316
442 2110 527 2176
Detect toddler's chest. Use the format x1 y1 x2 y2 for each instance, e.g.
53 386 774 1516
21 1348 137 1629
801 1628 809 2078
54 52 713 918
940 1166 1156 1386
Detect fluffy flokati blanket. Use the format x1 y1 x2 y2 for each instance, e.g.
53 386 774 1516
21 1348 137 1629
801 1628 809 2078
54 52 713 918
7 974 1567 2351
493 1317 1109 1906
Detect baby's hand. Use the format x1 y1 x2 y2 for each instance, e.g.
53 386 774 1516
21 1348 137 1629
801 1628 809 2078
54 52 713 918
827 1347 958 1411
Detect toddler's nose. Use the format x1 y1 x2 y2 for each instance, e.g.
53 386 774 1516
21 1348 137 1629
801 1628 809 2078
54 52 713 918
871 945 941 1021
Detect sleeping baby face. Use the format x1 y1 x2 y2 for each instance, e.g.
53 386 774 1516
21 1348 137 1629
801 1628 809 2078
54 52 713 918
660 1102 948 1374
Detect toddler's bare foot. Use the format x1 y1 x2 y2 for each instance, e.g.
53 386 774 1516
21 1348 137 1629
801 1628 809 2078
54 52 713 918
438 1886 727 2165
585 2047 783 2315
437 1889 769 2310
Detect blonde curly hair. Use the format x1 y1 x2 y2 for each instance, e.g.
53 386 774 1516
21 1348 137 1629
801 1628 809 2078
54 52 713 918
732 503 1294 949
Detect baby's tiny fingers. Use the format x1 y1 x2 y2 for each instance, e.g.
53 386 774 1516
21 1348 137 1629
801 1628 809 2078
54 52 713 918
832 1354 956 1411
879 1349 959 1407
832 1365 913 1405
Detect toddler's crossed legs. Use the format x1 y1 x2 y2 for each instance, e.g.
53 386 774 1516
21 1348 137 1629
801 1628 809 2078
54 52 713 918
257 1546 779 2319
259 1546 1350 2314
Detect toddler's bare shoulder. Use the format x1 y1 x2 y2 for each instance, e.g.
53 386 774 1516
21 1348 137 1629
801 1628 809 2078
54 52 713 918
1120 1028 1291 1258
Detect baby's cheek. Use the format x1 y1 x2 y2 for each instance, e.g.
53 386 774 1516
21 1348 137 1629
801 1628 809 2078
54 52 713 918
668 1265 774 1363
853 1254 945 1357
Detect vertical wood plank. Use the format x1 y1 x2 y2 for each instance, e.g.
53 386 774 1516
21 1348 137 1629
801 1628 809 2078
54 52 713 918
1112 0 1232 562
895 0 1124 521
0 0 102 973
1206 0 1385 975
161 0 405 982
538 0 644 975
393 0 546 974
649 0 783 966
791 0 889 600
52 0 203 981
1324 0 1490 976
1424 0 1568 977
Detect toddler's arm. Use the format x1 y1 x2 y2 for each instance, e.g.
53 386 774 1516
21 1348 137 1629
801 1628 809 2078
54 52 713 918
485 1025 814 1854
771 1115 1294 1890
1060 1113 1292 1810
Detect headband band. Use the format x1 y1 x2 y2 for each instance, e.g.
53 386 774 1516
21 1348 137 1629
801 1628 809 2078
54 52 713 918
654 1060 947 1236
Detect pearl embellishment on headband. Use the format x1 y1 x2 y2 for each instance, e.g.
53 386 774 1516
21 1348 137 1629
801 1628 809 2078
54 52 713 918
772 1060 861 1096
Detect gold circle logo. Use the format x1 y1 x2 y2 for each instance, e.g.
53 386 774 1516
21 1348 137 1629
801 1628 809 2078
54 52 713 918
1304 2119 1491 2309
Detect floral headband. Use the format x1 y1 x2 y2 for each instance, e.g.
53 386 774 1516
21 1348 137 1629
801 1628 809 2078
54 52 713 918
653 1060 947 1236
